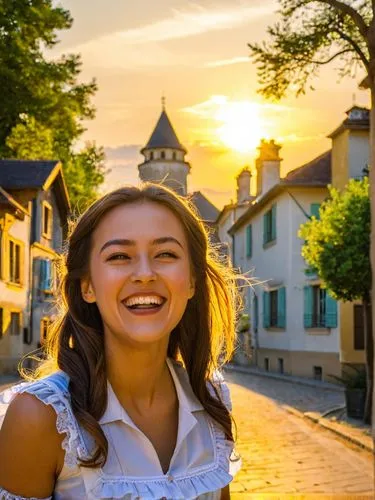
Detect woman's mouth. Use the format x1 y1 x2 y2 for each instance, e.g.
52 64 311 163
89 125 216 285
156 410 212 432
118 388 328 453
122 296 167 316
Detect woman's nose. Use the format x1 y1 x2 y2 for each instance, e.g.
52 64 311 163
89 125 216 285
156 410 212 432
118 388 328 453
130 256 156 282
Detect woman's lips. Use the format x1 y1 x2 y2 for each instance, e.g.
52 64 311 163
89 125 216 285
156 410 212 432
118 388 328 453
122 300 166 316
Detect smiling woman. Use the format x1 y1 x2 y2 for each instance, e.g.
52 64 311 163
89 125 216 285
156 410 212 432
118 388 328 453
0 183 242 500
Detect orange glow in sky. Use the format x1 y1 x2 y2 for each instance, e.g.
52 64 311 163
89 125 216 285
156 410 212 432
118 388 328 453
215 98 267 153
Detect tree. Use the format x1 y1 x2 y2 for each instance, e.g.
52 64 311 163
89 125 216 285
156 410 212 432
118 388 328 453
5 116 54 160
248 0 375 430
64 142 108 213
0 0 104 204
299 178 372 423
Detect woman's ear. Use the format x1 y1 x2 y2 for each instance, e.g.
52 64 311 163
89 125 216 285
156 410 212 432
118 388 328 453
188 277 196 299
81 279 96 303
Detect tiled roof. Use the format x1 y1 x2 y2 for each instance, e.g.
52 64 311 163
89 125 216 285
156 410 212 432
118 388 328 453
0 159 60 189
189 191 219 223
283 150 331 185
143 110 186 152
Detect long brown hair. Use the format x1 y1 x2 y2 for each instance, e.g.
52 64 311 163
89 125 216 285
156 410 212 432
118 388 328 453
24 183 241 468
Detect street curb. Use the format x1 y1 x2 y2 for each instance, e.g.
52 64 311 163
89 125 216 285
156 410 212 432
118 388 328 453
224 363 344 392
283 404 374 454
225 364 373 455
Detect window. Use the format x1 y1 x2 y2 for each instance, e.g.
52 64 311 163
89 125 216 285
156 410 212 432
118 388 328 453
8 238 22 284
354 304 366 350
40 259 53 292
264 358 269 371
172 152 176 160
160 151 166 159
263 287 286 329
310 203 321 220
253 295 259 333
246 224 252 258
313 366 323 381
10 312 20 336
40 317 51 344
150 151 154 160
278 358 284 374
263 204 276 245
42 201 53 239
304 285 337 328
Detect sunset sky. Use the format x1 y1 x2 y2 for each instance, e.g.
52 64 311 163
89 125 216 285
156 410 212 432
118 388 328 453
55 0 369 208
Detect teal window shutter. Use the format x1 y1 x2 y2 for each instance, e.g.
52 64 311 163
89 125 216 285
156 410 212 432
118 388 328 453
40 259 47 290
263 213 267 245
325 292 337 328
304 286 313 328
246 224 252 258
277 287 286 328
263 291 270 328
46 260 52 291
311 203 321 220
271 204 277 240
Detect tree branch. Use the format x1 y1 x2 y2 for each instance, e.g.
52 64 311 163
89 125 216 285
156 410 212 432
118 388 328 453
296 48 354 65
334 27 370 69
313 0 368 39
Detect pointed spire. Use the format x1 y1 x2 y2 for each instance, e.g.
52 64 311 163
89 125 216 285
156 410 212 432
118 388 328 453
142 108 186 152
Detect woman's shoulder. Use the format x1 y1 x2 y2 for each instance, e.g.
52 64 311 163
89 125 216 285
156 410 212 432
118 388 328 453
0 370 86 468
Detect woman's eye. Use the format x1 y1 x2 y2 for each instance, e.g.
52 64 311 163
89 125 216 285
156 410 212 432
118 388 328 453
107 254 130 261
157 252 177 259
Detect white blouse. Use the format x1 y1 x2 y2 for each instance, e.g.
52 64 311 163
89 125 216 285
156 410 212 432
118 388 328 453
0 358 240 500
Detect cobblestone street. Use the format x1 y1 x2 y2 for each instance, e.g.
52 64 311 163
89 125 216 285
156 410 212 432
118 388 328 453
226 370 374 498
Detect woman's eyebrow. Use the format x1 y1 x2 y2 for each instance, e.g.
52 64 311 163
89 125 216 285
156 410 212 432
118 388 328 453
99 236 183 254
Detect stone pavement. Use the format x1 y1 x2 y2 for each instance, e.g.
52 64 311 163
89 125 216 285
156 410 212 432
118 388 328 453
225 364 373 454
225 368 374 498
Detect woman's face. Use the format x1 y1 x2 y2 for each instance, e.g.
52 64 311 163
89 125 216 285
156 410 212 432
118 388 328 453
82 200 195 346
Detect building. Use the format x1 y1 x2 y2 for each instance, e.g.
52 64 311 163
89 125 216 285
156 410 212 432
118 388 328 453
138 104 220 228
225 107 369 381
0 160 70 372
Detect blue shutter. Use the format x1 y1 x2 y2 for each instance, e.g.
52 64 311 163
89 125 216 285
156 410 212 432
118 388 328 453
304 286 313 328
311 203 321 220
246 225 252 258
277 287 286 328
40 259 47 290
271 204 277 241
263 213 267 245
46 260 52 291
253 294 259 331
263 291 270 328
325 292 337 328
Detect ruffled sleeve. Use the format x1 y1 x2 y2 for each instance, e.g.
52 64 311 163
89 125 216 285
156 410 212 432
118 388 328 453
0 487 51 500
0 372 88 469
207 371 242 478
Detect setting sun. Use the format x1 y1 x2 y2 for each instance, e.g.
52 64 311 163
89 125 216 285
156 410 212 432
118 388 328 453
215 99 266 153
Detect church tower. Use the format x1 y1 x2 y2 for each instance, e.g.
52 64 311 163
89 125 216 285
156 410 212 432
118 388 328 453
138 99 190 196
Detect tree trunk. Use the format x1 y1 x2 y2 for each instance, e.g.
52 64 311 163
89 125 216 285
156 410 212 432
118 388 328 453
363 296 373 424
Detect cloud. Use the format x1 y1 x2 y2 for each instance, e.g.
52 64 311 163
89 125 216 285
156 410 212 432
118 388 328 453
204 56 250 68
55 3 276 69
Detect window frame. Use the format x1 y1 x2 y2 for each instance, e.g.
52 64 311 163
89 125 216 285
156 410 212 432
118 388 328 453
7 236 24 286
263 204 277 246
42 200 53 239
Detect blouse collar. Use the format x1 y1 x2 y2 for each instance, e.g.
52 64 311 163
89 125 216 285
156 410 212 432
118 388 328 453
99 358 203 426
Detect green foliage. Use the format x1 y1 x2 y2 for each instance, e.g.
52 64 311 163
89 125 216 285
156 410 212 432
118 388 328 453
328 365 367 389
248 0 371 99
6 115 54 160
299 178 371 302
64 143 109 213
0 0 104 205
237 313 250 332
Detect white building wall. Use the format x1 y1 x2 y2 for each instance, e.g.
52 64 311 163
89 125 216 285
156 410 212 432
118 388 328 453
348 133 370 179
235 189 340 356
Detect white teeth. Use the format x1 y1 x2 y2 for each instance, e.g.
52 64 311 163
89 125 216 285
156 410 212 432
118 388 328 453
125 295 164 307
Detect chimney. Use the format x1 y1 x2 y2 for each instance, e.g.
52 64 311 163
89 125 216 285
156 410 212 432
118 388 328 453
236 166 253 203
255 139 282 197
